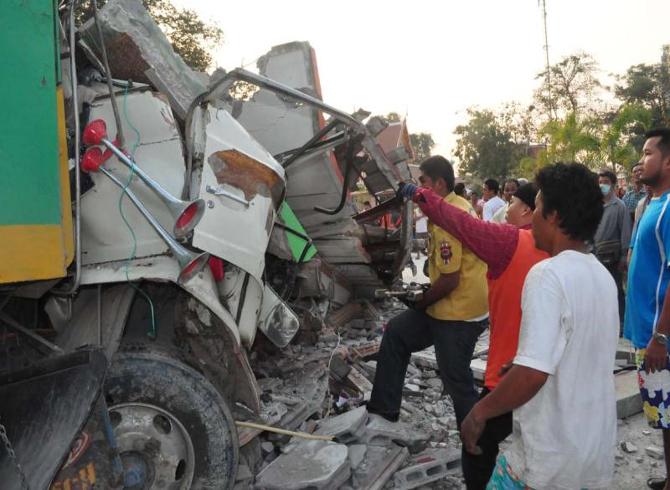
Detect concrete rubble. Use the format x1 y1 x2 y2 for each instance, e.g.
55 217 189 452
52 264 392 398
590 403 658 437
255 440 351 490
244 298 466 489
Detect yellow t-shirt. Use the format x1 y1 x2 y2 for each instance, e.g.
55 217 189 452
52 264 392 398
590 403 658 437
426 192 489 321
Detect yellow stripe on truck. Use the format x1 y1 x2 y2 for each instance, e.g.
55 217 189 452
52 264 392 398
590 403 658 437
0 224 70 283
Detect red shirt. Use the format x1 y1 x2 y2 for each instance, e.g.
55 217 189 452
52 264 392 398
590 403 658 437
416 188 548 388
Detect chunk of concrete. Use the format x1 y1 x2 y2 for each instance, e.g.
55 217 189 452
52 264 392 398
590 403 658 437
392 448 461 489
84 0 207 119
615 370 642 419
646 445 664 460
360 413 428 452
352 444 409 490
255 440 350 490
314 406 368 444
347 444 368 470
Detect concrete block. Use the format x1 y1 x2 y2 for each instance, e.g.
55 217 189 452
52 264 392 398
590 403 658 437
615 370 642 418
360 414 428 452
392 448 462 489
347 444 367 470
470 358 487 383
314 406 368 444
352 444 409 490
88 0 206 120
411 348 438 370
646 445 664 460
621 441 638 453
255 440 350 490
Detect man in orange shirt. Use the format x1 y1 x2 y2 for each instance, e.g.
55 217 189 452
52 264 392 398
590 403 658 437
399 181 548 489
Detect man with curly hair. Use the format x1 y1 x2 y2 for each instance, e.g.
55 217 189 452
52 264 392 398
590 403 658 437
459 163 619 489
625 129 670 490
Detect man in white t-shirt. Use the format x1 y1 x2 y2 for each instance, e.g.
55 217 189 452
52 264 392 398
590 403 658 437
482 179 505 221
461 163 619 489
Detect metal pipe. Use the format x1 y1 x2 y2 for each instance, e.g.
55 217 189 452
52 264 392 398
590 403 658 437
100 168 179 249
102 137 205 218
0 312 64 355
97 284 102 346
59 0 82 295
230 69 360 127
281 118 341 169
313 138 355 215
98 167 208 282
92 0 124 147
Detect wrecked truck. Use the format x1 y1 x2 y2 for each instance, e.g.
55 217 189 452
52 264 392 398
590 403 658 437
0 0 414 488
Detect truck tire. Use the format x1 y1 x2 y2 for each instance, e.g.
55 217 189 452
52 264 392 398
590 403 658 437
105 350 238 489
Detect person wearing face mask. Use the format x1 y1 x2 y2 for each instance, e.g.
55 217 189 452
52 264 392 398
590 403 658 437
397 181 548 489
594 169 632 333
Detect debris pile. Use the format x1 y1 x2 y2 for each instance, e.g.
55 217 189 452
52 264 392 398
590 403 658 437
244 298 470 489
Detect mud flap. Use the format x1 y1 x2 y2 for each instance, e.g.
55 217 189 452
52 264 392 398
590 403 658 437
0 348 117 489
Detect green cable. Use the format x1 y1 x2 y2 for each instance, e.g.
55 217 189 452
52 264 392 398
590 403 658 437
118 85 157 338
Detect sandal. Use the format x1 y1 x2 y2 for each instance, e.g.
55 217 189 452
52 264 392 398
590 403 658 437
647 477 666 490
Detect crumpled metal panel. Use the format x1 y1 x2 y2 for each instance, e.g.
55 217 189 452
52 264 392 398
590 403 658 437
222 42 412 293
192 106 285 282
80 90 183 265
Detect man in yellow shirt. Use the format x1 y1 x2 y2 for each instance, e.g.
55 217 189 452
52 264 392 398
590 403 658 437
368 156 489 428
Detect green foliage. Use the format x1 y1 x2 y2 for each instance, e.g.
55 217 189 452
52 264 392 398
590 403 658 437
599 104 652 171
457 49 661 180
454 108 525 181
534 53 604 122
534 112 600 170
616 45 670 127
78 0 223 71
409 132 435 163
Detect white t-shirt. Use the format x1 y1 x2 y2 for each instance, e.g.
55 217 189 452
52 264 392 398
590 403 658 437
482 195 505 221
491 202 508 224
503 250 619 490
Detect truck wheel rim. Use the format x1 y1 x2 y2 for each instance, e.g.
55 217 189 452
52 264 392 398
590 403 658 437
109 402 195 490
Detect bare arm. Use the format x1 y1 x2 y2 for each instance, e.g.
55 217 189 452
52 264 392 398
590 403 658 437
460 365 548 454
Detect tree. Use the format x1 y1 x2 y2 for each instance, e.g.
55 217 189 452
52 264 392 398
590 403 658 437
385 112 401 122
616 45 670 127
78 0 223 71
599 104 652 171
536 112 601 167
454 108 524 181
409 132 435 162
534 53 603 119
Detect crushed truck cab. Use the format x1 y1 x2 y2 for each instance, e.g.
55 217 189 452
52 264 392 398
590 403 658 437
0 0 414 488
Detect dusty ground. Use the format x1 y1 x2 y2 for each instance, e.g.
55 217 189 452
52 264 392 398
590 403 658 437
614 413 666 489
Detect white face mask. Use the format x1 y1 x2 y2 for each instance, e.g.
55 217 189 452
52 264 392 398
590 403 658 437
600 184 611 196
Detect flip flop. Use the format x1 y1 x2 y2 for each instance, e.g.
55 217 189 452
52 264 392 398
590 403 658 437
647 477 666 490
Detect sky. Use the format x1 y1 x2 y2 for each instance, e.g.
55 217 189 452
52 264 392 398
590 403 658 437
174 0 669 158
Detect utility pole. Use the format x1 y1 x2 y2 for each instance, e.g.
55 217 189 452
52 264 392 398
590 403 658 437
540 0 556 120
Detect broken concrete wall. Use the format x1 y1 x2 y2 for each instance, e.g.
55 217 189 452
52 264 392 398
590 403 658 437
224 41 412 297
81 0 207 119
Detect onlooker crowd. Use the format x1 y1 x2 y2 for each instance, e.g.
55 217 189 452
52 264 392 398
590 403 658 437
373 128 670 489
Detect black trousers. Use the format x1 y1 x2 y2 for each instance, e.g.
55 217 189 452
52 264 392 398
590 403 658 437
367 308 486 426
461 388 513 490
604 261 625 334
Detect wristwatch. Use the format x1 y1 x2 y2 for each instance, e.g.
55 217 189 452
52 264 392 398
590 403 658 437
653 332 669 346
